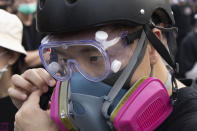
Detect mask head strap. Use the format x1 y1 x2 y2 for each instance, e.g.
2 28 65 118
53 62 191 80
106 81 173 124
143 23 179 105
102 30 148 119
124 30 143 44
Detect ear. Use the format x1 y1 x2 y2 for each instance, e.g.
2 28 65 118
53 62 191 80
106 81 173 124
7 51 20 66
149 28 162 65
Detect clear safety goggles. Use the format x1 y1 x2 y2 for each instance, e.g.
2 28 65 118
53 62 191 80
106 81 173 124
39 29 140 82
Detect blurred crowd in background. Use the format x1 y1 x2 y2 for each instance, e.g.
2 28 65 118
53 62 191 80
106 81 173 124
170 0 197 81
0 0 44 70
0 0 43 130
0 0 196 89
0 0 197 130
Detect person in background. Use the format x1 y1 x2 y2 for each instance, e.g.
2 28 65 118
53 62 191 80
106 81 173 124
169 0 178 5
0 0 15 13
171 0 193 45
0 0 9 10
179 14 197 82
15 0 44 69
171 0 193 66
0 9 26 131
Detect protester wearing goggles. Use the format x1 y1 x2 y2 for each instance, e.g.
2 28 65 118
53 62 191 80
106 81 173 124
9 0 197 131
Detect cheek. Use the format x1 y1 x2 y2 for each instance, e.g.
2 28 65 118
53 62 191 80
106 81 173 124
130 48 151 84
0 58 8 69
119 43 137 68
119 48 134 69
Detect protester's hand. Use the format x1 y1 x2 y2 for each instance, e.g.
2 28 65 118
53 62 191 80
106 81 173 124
8 68 56 109
14 90 59 131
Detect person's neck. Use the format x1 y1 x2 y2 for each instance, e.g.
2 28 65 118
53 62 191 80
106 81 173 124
153 57 168 84
17 12 33 26
154 57 185 96
0 68 12 98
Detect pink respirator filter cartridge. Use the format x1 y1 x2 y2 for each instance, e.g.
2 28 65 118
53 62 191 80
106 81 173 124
113 77 173 131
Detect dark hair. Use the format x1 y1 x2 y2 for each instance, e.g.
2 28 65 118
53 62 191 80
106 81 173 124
152 8 172 27
11 53 27 75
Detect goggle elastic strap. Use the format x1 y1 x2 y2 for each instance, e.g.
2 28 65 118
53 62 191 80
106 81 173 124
125 30 143 44
143 23 178 105
102 30 148 119
150 20 178 33
123 29 147 88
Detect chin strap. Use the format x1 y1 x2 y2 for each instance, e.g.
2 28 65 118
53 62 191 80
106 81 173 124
102 31 148 119
164 71 172 91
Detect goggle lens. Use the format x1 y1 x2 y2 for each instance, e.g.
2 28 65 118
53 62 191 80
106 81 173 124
40 42 108 81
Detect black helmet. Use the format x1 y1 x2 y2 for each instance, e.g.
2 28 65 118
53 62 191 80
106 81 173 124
37 0 179 106
36 0 174 33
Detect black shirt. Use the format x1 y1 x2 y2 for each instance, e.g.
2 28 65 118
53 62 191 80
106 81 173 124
0 96 17 131
156 86 197 131
22 18 44 51
22 17 45 69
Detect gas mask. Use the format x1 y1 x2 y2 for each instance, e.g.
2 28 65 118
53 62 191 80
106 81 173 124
39 29 174 131
50 72 172 131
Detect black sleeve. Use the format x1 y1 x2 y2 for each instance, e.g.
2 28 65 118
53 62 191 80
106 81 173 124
156 86 197 131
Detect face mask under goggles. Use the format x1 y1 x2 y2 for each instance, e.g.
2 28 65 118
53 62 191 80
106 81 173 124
39 29 142 82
